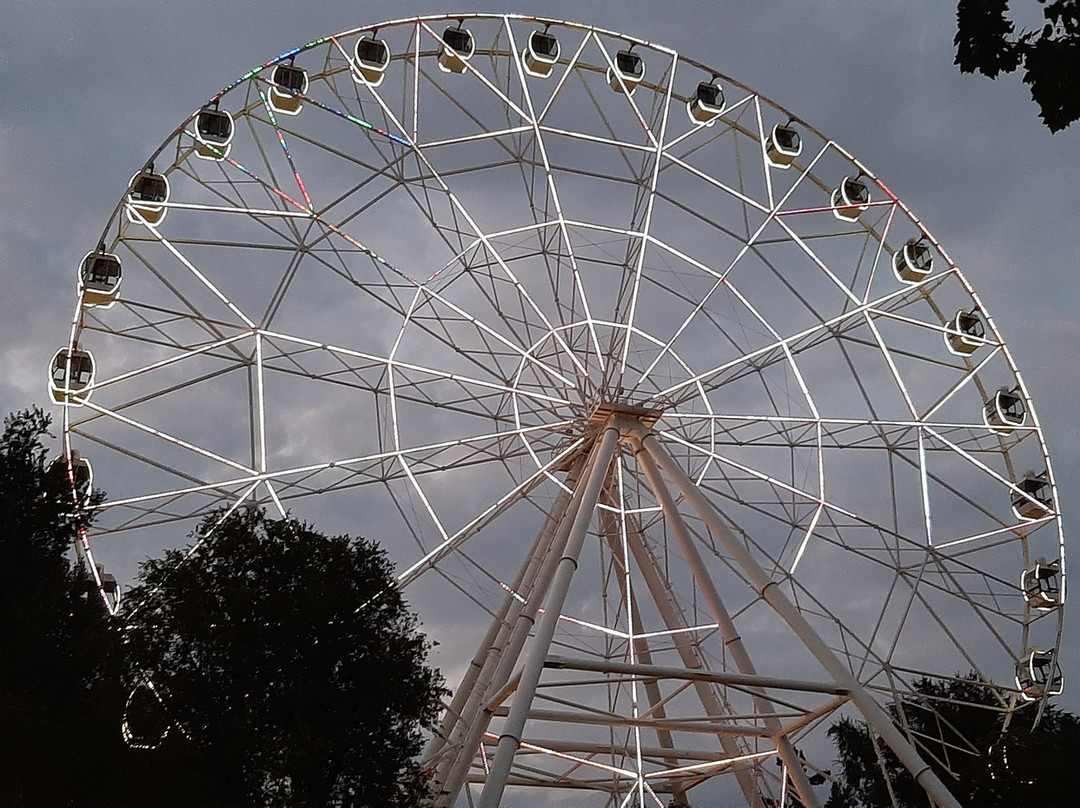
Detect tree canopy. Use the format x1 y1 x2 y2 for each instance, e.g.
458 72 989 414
0 408 121 806
825 675 1080 806
1 407 445 806
120 508 447 807
955 0 1080 132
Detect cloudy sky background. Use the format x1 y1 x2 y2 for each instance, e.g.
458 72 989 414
2 0 1077 754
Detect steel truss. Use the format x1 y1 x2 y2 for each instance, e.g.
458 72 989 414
58 13 1063 807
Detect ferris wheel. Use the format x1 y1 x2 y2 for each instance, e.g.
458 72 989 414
54 13 1065 807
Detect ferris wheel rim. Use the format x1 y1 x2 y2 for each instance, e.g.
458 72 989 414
58 12 1064 805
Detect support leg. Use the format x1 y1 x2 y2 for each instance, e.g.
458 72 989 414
427 488 563 766
437 457 593 804
637 428 962 808
477 421 622 808
635 445 821 808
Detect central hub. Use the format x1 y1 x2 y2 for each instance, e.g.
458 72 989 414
587 400 665 428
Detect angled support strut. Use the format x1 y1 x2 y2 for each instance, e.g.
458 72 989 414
634 426 962 808
477 420 622 808
635 442 821 808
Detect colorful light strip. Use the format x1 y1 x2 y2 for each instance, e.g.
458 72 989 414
173 131 422 286
257 87 313 210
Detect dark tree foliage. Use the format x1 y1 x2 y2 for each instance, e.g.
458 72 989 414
0 408 123 806
1 410 445 806
121 508 446 807
825 675 1080 806
955 0 1080 131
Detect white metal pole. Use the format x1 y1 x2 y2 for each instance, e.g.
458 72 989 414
436 459 591 804
620 512 768 808
430 461 584 771
477 421 622 808
429 491 561 744
429 499 560 792
635 445 822 808
638 428 962 808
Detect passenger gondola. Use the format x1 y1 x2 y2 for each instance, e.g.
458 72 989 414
944 308 984 355
607 49 644 94
49 346 95 405
438 26 474 74
831 176 870 221
1012 470 1052 521
269 61 308 114
687 80 725 124
194 105 234 160
125 166 170 225
1022 559 1064 611
355 35 391 85
523 29 560 78
765 123 801 168
892 238 934 282
984 387 1026 434
1015 647 1064 701
78 249 122 308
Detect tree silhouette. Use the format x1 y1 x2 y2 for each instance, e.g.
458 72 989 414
955 0 1080 132
0 408 123 806
120 508 447 807
825 674 1080 806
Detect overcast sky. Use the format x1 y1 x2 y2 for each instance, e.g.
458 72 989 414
2 0 1077 795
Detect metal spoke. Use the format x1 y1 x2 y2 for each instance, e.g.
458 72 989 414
60 15 1062 808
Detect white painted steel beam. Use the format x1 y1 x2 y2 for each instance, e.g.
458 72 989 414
544 655 849 695
477 421 622 808
637 427 963 808
635 445 822 808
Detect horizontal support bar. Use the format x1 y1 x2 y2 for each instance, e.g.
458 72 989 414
482 736 747 764
466 775 635 791
545 655 849 696
491 706 773 738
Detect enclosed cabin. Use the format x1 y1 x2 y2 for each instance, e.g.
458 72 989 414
94 564 121 609
438 26 474 74
49 451 93 503
944 308 985 355
78 249 122 308
354 35 390 86
687 80 725 125
125 167 170 225
1015 647 1064 701
1012 471 1053 521
122 681 170 748
984 387 1026 434
1022 558 1064 611
893 238 934 283
70 451 93 501
765 123 802 168
831 176 870 222
608 49 645 94
98 565 120 599
523 29 560 78
49 346 95 405
269 61 308 115
193 105 234 160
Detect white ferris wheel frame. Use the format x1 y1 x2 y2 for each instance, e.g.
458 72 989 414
55 13 1065 808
